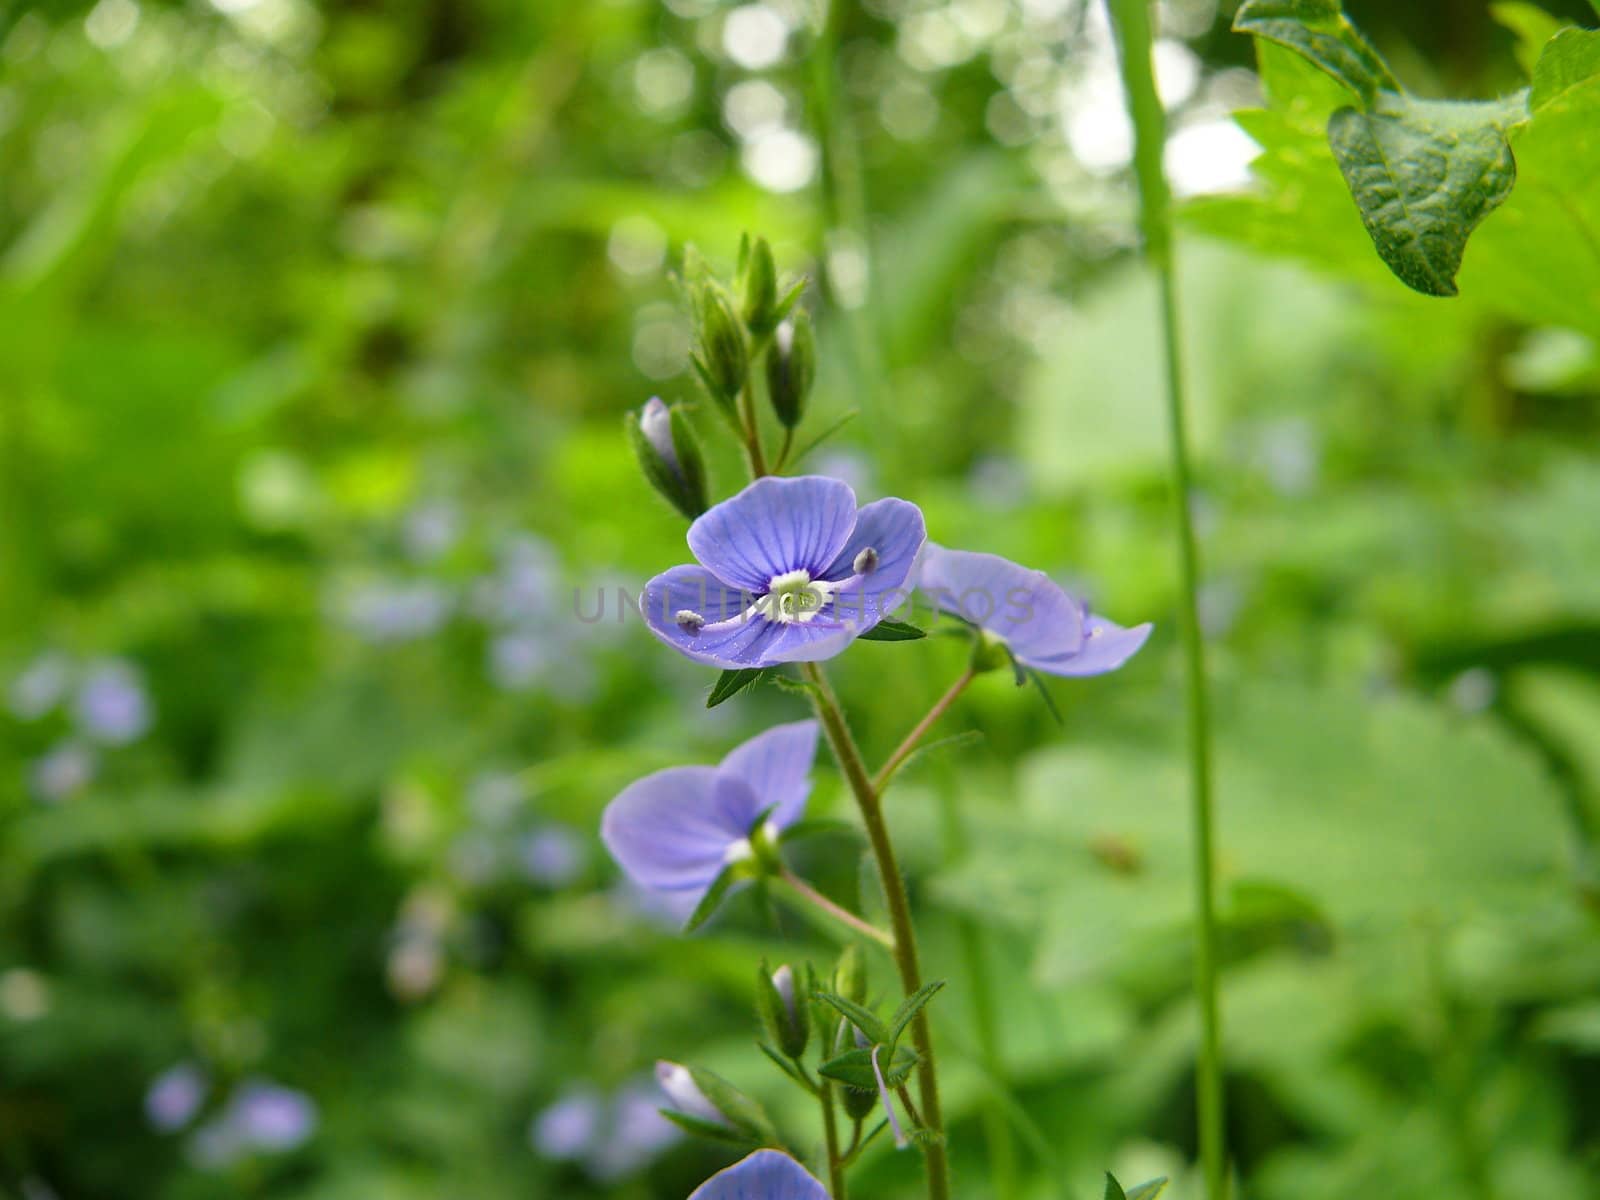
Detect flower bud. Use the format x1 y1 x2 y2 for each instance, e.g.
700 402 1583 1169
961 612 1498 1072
694 286 749 415
756 963 811 1060
742 237 779 335
765 310 815 430
842 1080 879 1120
626 398 709 520
832 943 868 1006
655 1061 729 1127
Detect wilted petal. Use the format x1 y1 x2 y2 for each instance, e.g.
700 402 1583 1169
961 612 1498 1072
917 544 1084 662
689 1149 830 1200
819 498 926 629
718 720 819 829
687 476 859 592
602 768 763 893
1024 616 1153 677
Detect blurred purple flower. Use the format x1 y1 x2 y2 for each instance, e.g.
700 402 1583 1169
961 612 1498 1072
689 1150 829 1200
918 544 1151 677
594 1082 680 1181
402 501 461 562
30 743 96 802
521 824 586 888
338 580 453 643
531 1090 604 1160
488 632 549 690
75 660 151 744
640 476 924 669
8 653 71 720
473 534 560 627
230 1080 316 1151
601 721 818 907
145 1062 208 1133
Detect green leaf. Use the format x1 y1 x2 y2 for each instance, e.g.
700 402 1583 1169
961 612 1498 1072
757 1041 814 1090
779 818 860 843
1232 0 1398 105
689 1067 780 1144
1326 95 1522 297
657 1108 751 1145
684 864 739 933
1126 1179 1170 1200
789 408 858 466
1529 26 1600 113
813 990 888 1045
1027 668 1064 726
888 729 986 782
886 979 945 1050
707 668 772 708
1104 1174 1127 1200
817 1044 920 1091
857 619 927 642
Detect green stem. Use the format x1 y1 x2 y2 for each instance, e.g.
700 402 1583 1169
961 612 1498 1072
820 1083 847 1199
800 662 951 1200
739 381 770 477
872 667 976 794
1104 1 1225 1196
778 867 896 950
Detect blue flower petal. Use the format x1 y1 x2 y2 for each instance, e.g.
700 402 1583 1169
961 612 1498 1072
688 476 859 593
688 1150 830 1200
601 767 763 893
718 720 819 830
819 498 926 631
917 544 1084 662
1022 616 1153 677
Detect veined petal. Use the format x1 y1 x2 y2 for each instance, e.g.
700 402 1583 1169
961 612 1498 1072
688 476 859 592
718 720 819 830
819 498 925 630
917 544 1084 662
1023 616 1153 677
688 1150 830 1200
640 565 762 666
601 767 763 893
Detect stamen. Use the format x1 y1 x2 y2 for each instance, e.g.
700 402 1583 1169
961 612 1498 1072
675 609 705 635
853 547 879 575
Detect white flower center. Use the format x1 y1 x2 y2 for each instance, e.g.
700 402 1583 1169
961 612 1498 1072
756 569 833 624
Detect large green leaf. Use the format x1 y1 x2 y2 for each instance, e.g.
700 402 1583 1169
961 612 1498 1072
1327 96 1522 297
933 682 1568 985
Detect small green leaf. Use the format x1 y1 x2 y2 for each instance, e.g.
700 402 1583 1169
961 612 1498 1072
1028 668 1064 726
1233 0 1398 105
689 1067 780 1144
707 667 772 708
788 409 858 465
684 864 738 933
1530 26 1600 113
813 991 888 1045
858 619 927 642
817 1044 920 1091
1104 1173 1127 1200
779 818 860 843
757 1041 814 1090
658 1108 750 1145
1327 94 1522 296
888 730 986 782
1125 1179 1170 1200
1490 2 1566 78
886 979 945 1049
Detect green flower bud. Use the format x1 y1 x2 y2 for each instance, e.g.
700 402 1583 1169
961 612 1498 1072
626 397 709 520
743 237 779 335
694 285 749 417
832 943 868 1006
756 962 811 1060
765 310 815 430
971 629 1013 675
842 1080 879 1120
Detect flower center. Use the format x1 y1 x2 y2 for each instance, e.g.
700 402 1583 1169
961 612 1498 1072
758 569 831 624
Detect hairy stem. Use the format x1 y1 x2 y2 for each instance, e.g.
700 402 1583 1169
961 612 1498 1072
778 868 896 950
800 661 950 1200
739 381 770 477
872 667 976 794
819 1083 847 1199
1104 1 1225 1195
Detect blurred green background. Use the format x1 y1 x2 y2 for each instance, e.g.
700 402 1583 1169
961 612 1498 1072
3 0 1600 1197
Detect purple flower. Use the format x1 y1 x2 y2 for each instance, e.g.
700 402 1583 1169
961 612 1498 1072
531 1090 604 1160
75 659 151 744
521 824 586 888
640 476 925 669
229 1080 316 1151
30 743 95 802
145 1062 208 1133
918 544 1151 676
601 721 818 906
689 1150 829 1200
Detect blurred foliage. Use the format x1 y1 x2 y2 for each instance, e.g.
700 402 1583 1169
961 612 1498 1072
2 0 1600 1198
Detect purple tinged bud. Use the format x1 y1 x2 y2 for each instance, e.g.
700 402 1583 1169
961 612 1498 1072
640 397 680 478
756 962 809 1059
655 1061 728 1126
